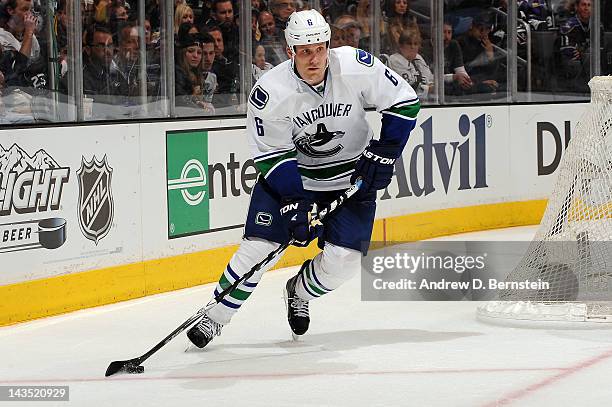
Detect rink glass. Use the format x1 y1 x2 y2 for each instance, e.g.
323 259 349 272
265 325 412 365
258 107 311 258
0 0 607 126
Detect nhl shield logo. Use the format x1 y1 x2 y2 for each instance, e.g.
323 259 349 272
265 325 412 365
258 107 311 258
77 155 113 245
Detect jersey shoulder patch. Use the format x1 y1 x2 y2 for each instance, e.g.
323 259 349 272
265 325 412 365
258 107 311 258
355 49 374 67
249 85 270 110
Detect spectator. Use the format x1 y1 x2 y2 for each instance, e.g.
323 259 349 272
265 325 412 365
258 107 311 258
381 21 403 55
94 0 111 24
109 22 140 104
334 15 362 49
174 3 194 34
330 24 346 48
295 0 311 11
457 13 500 94
269 0 295 31
178 21 200 37
205 24 238 108
252 9 261 42
0 0 48 104
518 0 552 31
388 27 433 99
553 0 573 27
354 0 372 50
443 20 473 96
146 0 161 31
204 0 239 63
562 0 591 53
252 0 264 12
204 0 233 28
142 18 162 103
144 17 155 48
0 41 27 87
258 10 277 38
196 0 213 26
558 0 592 92
175 31 215 114
322 0 349 24
200 32 217 113
252 43 273 82
258 10 287 66
81 25 117 108
56 0 68 51
0 43 33 121
201 32 216 72
383 0 415 31
111 4 129 21
0 36 46 91
109 3 129 38
49 1 68 79
0 0 40 62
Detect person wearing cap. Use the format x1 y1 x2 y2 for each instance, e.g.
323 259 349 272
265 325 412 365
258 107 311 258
175 30 216 114
456 13 500 94
186 9 420 349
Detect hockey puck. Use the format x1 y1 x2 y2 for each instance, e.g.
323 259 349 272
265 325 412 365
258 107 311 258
126 365 144 374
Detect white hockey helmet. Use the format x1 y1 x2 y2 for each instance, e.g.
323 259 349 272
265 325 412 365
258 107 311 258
284 10 331 51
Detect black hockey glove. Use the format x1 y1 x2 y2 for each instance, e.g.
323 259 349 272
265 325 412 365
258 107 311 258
280 199 321 247
351 140 397 197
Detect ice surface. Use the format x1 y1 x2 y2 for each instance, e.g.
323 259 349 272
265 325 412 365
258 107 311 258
1 226 612 406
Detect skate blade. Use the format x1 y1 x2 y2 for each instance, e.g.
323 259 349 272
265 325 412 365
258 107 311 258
283 287 296 341
184 335 200 353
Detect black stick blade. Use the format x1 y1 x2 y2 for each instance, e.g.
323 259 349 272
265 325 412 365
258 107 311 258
105 358 144 377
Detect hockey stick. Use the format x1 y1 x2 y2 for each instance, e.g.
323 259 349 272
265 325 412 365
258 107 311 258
105 178 363 377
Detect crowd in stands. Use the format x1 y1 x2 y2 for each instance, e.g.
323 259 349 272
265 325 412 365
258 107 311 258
0 0 606 123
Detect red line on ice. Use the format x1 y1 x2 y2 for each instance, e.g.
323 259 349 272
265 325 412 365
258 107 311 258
481 347 612 407
0 366 566 384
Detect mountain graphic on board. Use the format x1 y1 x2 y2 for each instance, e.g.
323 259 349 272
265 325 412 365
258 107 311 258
0 143 61 197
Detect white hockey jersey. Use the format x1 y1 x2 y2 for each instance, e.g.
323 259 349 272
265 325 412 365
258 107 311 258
247 46 419 191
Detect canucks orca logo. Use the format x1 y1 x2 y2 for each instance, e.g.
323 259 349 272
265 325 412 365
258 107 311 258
295 123 345 158
249 85 269 110
356 49 373 67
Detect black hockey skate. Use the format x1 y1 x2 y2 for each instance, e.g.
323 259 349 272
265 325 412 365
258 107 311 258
284 262 311 338
186 313 223 349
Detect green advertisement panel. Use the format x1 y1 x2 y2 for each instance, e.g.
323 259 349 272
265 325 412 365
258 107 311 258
166 130 209 238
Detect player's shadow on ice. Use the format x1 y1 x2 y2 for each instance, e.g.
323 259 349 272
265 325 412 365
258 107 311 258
219 328 481 351
174 328 481 391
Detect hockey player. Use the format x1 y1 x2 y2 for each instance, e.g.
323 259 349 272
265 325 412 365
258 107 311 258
187 9 420 348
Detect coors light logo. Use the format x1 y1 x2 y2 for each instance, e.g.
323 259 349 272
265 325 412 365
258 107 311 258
0 144 70 252
0 144 70 216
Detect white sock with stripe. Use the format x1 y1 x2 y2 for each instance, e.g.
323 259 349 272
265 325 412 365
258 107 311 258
295 243 361 301
207 238 282 325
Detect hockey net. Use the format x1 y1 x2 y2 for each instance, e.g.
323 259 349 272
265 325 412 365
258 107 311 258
477 76 612 327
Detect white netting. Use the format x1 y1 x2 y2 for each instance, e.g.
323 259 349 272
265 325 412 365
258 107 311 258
477 76 612 326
